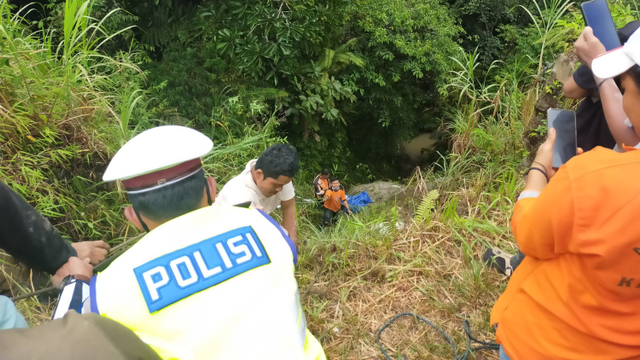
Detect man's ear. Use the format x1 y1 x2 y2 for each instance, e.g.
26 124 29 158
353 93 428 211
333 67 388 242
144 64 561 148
124 206 145 231
255 169 264 180
206 177 217 203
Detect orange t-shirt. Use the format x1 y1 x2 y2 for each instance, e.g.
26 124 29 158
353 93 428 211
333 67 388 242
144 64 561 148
324 188 346 212
491 147 640 359
313 175 329 199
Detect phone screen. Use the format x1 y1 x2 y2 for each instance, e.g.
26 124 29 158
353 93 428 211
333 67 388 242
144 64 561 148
581 0 621 51
547 109 577 168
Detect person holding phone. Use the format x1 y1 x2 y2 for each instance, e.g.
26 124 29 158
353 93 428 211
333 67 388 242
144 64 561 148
572 24 640 151
485 20 640 278
491 27 640 360
563 20 640 151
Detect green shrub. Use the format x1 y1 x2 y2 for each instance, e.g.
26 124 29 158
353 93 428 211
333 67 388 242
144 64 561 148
0 0 146 239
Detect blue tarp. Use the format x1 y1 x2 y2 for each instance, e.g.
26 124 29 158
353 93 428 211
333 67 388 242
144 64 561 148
345 191 372 213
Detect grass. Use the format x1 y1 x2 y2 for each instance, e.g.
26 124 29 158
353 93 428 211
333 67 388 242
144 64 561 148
292 159 518 359
0 0 146 241
0 0 553 358
3 136 520 359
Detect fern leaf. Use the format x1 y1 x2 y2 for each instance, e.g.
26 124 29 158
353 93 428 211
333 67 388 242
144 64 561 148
415 190 439 223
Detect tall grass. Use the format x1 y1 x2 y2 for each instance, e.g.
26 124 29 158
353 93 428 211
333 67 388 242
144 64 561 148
519 0 574 80
0 0 144 240
6 1 634 358
0 0 284 307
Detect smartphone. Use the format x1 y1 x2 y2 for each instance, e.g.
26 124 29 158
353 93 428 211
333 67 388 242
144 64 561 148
547 109 577 168
581 0 621 51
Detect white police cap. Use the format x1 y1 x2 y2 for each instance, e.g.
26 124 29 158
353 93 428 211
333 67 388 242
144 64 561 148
103 125 213 192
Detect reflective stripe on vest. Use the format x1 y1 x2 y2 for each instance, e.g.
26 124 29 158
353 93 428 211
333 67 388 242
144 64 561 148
92 205 324 360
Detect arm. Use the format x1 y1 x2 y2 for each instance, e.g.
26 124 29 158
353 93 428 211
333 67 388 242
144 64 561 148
0 181 109 275
512 169 576 260
51 257 94 319
597 78 639 149
313 179 323 197
512 128 576 259
340 192 352 214
343 200 352 214
0 180 77 274
563 76 590 99
575 27 640 149
280 198 298 246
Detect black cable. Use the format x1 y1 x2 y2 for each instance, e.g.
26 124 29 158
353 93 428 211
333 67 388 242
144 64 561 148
376 312 499 360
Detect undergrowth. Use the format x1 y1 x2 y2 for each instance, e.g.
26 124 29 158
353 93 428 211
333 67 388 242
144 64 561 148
2 1 639 359
0 0 142 241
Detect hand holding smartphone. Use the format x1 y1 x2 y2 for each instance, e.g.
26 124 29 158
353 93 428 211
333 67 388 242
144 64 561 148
547 109 577 168
581 0 621 51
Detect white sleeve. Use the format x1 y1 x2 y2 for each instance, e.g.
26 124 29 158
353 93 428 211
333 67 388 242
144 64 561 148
280 182 295 202
52 279 90 320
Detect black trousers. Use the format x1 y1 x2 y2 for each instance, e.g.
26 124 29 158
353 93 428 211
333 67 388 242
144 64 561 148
322 206 345 225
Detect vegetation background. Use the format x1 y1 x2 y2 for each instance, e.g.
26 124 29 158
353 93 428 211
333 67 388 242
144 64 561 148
0 0 638 358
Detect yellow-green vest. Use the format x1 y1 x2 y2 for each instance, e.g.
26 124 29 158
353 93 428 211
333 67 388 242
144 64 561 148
89 205 325 360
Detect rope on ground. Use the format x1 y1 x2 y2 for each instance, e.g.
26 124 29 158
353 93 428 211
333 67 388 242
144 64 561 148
376 312 499 360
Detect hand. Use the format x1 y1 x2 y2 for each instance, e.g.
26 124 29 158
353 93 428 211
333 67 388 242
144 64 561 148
533 128 584 179
575 27 607 69
52 257 93 287
72 241 110 265
533 128 557 177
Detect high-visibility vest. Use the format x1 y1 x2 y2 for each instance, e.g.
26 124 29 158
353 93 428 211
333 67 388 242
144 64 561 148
88 205 326 360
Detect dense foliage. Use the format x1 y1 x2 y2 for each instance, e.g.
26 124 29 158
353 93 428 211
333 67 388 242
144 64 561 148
2 0 638 242
124 0 464 179
19 0 589 181
2 0 632 186
4 1 640 356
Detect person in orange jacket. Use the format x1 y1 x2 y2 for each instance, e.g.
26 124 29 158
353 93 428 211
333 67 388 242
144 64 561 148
322 178 352 226
313 168 331 202
492 27 640 360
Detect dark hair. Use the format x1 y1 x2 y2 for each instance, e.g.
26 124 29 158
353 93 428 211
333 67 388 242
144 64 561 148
255 144 299 179
128 169 206 222
330 177 340 183
321 168 331 176
628 65 640 89
618 21 640 43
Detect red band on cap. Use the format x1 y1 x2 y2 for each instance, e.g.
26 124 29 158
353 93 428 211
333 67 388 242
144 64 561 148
122 159 202 191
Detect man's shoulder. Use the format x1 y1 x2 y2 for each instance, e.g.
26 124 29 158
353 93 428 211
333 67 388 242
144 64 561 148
219 173 244 190
218 169 255 196
277 181 295 202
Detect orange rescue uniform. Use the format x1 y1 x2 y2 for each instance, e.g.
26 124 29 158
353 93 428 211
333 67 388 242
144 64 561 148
313 175 329 200
324 188 346 213
491 146 640 359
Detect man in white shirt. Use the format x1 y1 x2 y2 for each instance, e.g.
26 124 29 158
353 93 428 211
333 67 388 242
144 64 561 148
216 144 299 244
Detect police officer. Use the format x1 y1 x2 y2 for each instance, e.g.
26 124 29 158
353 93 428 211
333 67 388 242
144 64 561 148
52 125 325 360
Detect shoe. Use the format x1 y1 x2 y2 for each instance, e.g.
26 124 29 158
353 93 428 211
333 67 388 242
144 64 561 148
483 247 514 277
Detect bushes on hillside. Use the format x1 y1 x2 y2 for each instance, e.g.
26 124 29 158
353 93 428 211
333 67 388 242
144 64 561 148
0 0 286 240
0 0 148 239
